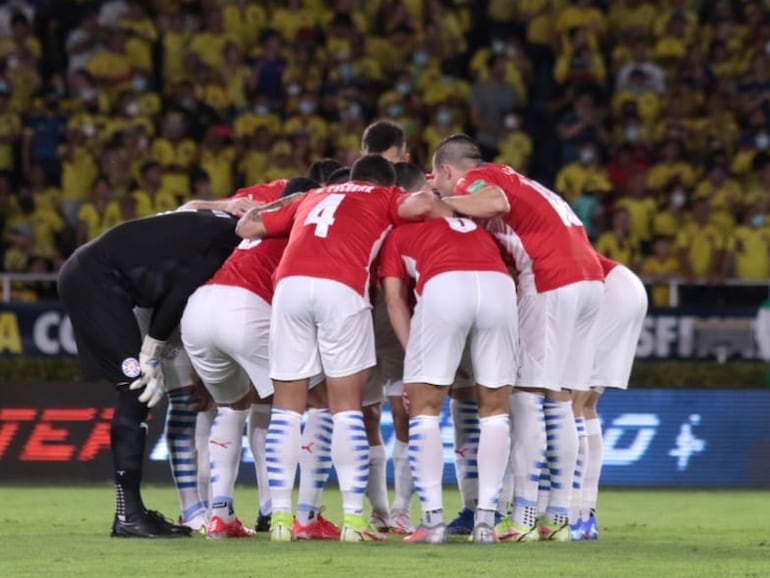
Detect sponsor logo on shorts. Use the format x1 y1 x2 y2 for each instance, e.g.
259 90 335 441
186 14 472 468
121 357 141 378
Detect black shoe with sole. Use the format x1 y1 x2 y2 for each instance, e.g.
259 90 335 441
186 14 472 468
144 510 193 536
111 511 192 538
255 513 271 532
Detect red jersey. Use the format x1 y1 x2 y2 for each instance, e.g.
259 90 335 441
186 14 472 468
596 253 619 276
261 180 407 298
206 237 288 304
231 179 288 203
455 163 603 293
380 217 508 296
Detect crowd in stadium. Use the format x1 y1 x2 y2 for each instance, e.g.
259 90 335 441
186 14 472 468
1 0 770 304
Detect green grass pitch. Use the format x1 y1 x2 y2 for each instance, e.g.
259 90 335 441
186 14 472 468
1 485 768 578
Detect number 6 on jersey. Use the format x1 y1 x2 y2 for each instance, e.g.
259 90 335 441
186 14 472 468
305 193 345 238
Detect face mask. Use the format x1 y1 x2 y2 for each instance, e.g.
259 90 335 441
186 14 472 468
125 101 139 117
671 189 687 208
504 114 519 130
625 125 641 142
413 51 429 67
506 45 517 58
7 55 19 69
79 87 96 101
491 40 505 54
440 75 453 85
396 81 411 95
342 102 361 120
756 133 770 150
387 103 403 118
132 76 148 92
180 97 196 110
579 149 595 164
436 109 452 125
338 62 353 80
255 104 269 115
299 100 315 115
81 124 96 137
752 213 766 228
287 83 302 96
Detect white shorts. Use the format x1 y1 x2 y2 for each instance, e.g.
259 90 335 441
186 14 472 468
181 285 273 404
517 280 604 392
134 308 194 392
590 266 648 389
404 271 518 388
270 276 376 381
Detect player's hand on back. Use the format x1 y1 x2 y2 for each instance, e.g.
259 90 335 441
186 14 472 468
224 197 265 216
129 336 167 407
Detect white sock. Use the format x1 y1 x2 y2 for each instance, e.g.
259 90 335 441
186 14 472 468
570 416 587 524
409 415 444 525
450 399 479 511
296 408 334 525
331 411 369 516
248 404 272 517
266 407 302 514
543 399 578 526
195 406 216 510
510 391 545 529
209 407 248 523
582 418 603 517
476 413 510 512
497 462 514 516
165 389 206 522
366 444 390 517
391 439 413 512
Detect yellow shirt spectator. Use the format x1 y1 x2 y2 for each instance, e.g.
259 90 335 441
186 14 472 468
675 221 724 279
189 30 240 70
517 0 561 46
234 110 282 138
642 255 680 306
61 146 98 203
200 147 237 198
132 189 180 218
0 110 20 171
237 150 269 188
555 161 612 203
694 177 743 233
270 5 318 41
556 5 606 46
223 2 267 50
7 208 64 258
86 49 132 85
647 161 696 191
615 196 657 243
608 1 658 34
162 29 190 83
595 231 639 267
728 224 770 280
612 90 660 128
77 200 122 242
554 48 606 85
494 130 533 173
653 209 692 237
283 115 329 148
151 138 198 196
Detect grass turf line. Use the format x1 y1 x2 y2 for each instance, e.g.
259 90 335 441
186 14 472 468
0 486 768 578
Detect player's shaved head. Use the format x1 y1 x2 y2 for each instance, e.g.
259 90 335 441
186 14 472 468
281 176 319 197
433 134 483 169
350 154 397 186
307 158 343 185
394 162 426 193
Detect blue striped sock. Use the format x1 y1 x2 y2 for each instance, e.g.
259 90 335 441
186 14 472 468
165 389 205 521
543 399 578 525
265 407 302 514
331 411 369 516
409 415 444 525
297 408 334 525
451 399 479 511
570 416 587 523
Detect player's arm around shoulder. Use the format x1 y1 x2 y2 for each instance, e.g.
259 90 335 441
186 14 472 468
382 276 411 351
235 192 307 239
397 189 453 221
442 183 510 219
178 197 263 216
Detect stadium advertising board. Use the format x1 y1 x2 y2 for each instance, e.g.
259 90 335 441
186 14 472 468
0 302 761 360
2 385 769 486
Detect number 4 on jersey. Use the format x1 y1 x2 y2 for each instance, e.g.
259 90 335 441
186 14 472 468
305 193 345 238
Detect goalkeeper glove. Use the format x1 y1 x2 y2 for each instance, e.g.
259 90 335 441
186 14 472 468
129 336 167 407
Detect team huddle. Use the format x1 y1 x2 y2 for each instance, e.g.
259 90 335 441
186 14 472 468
58 120 648 544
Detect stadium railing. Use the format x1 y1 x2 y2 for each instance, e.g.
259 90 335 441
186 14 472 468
1 273 60 303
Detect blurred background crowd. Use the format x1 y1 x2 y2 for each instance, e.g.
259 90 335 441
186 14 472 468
1 0 770 306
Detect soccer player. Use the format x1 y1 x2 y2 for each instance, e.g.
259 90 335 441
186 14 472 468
57 209 241 538
180 177 320 538
236 154 441 542
380 205 518 544
570 254 648 540
361 119 410 163
134 308 210 533
432 135 604 542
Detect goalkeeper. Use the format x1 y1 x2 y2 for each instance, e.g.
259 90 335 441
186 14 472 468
57 208 245 538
